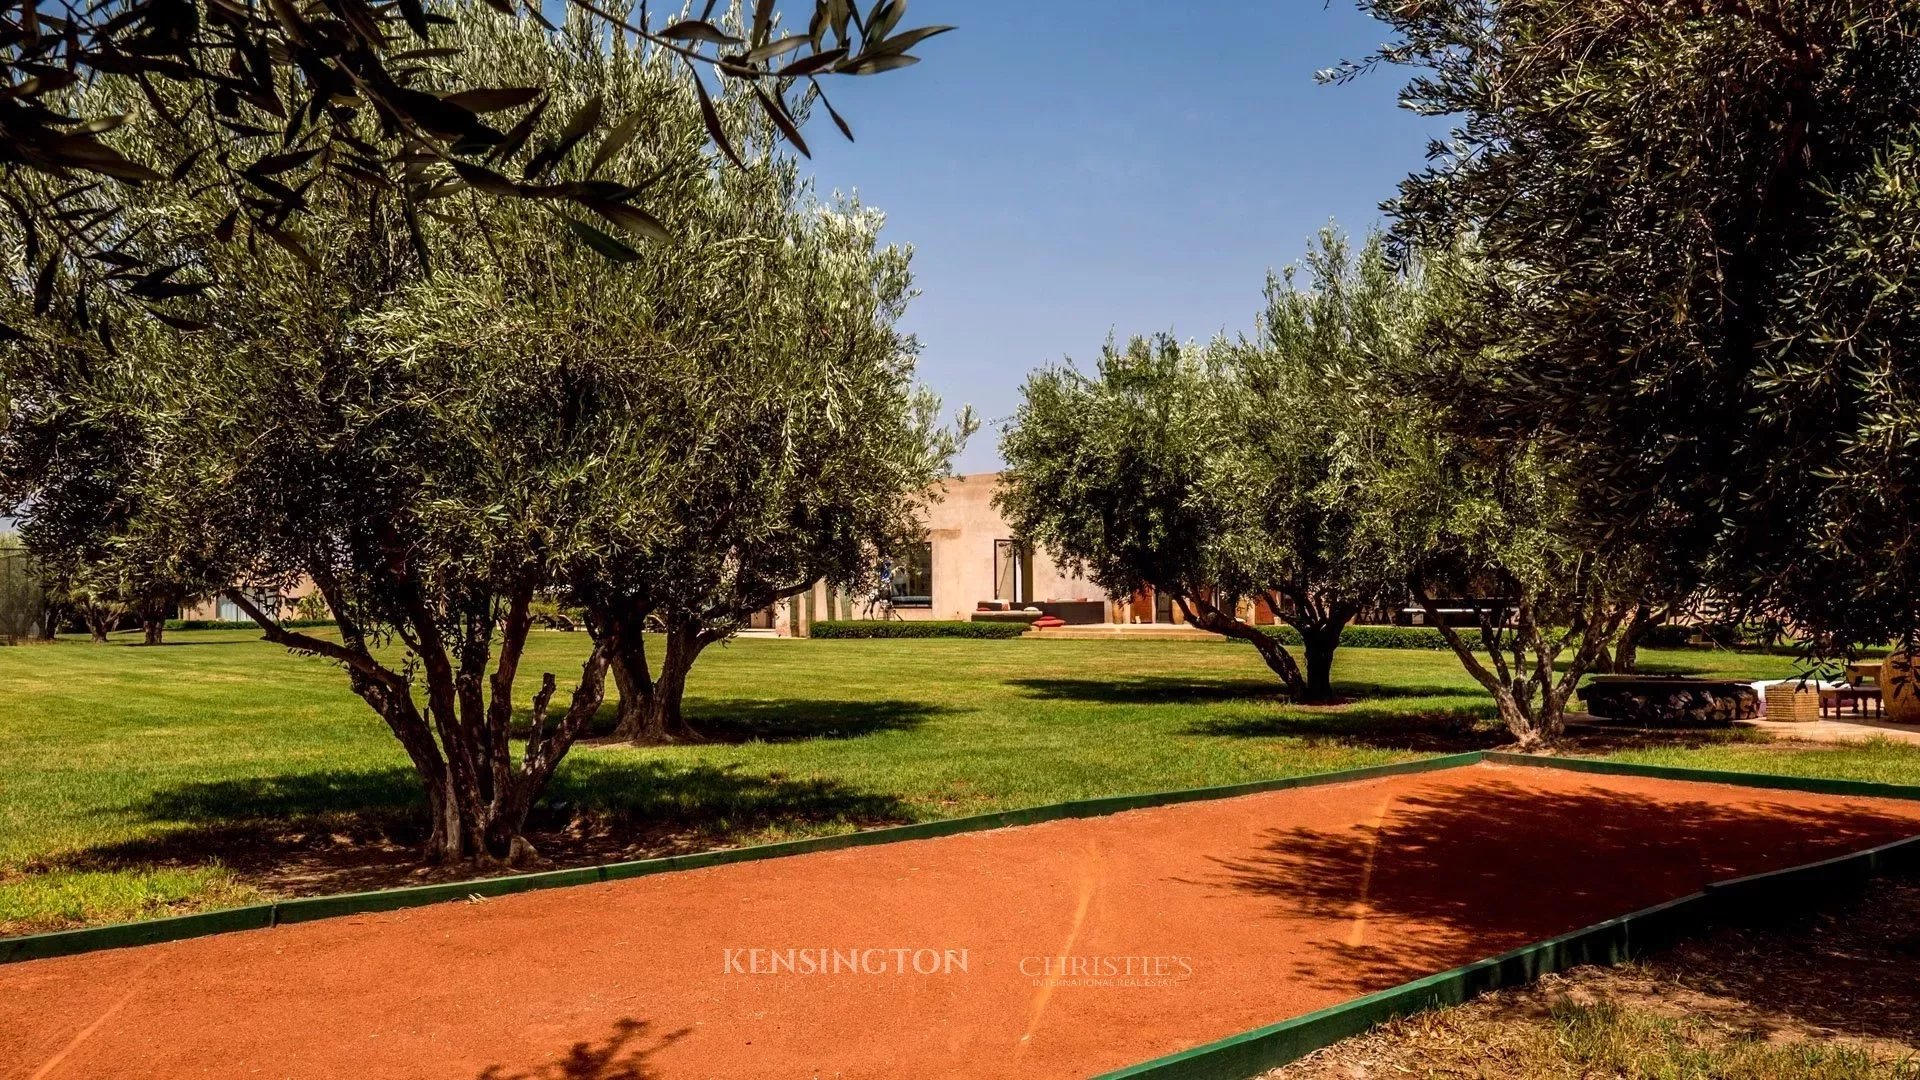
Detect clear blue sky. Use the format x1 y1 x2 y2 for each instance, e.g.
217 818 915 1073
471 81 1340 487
800 1 1442 473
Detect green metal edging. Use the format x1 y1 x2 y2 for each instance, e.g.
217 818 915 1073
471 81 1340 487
1094 890 1711 1080
1483 751 1920 802
1093 754 1920 1080
0 751 1486 964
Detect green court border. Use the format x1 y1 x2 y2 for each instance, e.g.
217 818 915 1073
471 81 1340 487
1093 752 1920 1080
0 751 1480 965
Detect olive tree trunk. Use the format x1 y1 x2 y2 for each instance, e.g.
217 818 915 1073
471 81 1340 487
608 620 723 745
1411 571 1628 750
1299 624 1343 703
82 604 116 643
1174 593 1310 699
231 582 609 865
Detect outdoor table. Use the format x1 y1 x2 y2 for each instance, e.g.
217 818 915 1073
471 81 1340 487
1821 685 1885 719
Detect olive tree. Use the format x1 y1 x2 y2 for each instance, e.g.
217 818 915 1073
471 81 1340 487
0 315 207 645
1 4 942 862
1350 252 1649 747
1340 0 1920 652
578 203 964 745
372 12 965 744
999 231 1421 703
1214 230 1424 698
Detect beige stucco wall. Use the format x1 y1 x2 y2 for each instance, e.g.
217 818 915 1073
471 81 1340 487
783 472 1104 631
180 576 320 622
905 472 1099 621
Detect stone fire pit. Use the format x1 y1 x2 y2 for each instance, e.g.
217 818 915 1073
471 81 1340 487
1577 676 1761 728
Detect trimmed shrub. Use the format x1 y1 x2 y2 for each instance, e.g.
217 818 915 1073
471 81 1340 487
1637 623 1695 649
1251 624 1460 650
165 618 336 631
809 620 1029 640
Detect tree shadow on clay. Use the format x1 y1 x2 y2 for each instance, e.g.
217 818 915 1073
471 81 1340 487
475 1018 691 1080
1194 779 1920 998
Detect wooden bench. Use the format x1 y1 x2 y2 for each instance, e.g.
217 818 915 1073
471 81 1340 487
1821 685 1884 719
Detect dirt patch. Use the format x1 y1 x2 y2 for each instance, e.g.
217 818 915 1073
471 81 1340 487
1272 876 1920 1079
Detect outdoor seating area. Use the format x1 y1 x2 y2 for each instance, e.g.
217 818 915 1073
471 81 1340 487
1754 661 1887 724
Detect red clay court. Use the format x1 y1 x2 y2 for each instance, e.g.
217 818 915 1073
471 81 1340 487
6 761 1920 1080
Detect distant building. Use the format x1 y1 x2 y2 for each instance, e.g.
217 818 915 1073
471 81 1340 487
772 472 1282 636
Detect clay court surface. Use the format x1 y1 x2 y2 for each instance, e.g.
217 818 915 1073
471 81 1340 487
6 763 1920 1080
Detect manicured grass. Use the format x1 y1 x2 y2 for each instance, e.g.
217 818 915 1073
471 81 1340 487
1278 992 1917 1079
0 629 1905 934
1602 740 1920 786
1273 876 1920 1079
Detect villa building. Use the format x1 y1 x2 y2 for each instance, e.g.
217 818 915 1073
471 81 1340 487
771 472 1281 637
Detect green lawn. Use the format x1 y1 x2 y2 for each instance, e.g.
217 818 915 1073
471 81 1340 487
4 629 1918 934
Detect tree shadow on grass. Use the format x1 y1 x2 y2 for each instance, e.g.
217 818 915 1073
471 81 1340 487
1010 675 1478 707
1641 876 1920 1045
1187 706 1508 753
678 696 948 744
109 639 257 647
1628 657 1756 677
558 697 944 744
55 759 912 897
1189 709 1777 754
476 1018 690 1080
1193 778 1920 1024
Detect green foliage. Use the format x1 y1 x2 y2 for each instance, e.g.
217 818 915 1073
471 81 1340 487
997 230 1429 699
809 620 1028 640
359 10 971 743
2 0 950 336
166 619 335 632
999 333 1233 604
1343 0 1920 648
1335 245 1666 744
1252 625 1462 651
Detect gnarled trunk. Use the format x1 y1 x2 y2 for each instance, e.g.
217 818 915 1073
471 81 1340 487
142 618 164 646
1174 592 1309 698
1300 624 1342 703
612 622 714 745
1488 682 1568 750
233 584 609 866
1410 572 1625 752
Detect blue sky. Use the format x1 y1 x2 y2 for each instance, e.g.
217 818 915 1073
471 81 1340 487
801 1 1444 472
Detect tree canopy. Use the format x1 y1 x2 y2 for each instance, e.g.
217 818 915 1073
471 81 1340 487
998 231 1424 702
1 0 951 334
0 3 959 860
1343 0 1920 651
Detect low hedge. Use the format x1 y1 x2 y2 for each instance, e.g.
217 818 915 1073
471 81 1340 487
809 620 1029 640
1637 623 1695 649
165 618 335 631
1253 624 1460 651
